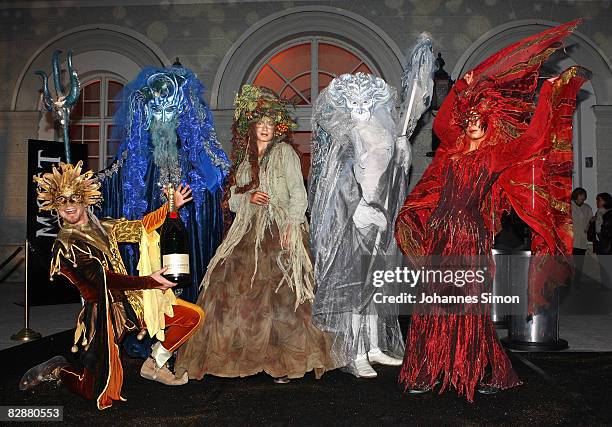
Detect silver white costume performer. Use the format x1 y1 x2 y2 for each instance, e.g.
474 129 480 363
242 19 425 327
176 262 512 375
309 35 434 377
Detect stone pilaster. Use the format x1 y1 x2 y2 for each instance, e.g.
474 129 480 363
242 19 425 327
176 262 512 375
0 111 41 282
593 105 612 195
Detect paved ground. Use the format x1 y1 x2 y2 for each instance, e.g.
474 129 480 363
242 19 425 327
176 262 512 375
1 257 611 425
1 331 610 425
0 281 81 351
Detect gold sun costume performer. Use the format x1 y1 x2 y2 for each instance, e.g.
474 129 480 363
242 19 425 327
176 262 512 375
20 161 204 410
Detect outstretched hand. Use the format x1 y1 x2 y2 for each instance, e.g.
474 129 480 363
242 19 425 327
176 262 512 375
162 183 193 209
395 135 412 171
464 70 474 86
149 267 176 293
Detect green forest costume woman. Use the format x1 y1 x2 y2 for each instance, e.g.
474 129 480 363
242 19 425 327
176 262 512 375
175 86 335 383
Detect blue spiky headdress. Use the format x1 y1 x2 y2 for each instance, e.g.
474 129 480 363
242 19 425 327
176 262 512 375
108 65 229 222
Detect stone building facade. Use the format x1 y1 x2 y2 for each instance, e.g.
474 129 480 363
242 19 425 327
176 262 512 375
1 0 611 282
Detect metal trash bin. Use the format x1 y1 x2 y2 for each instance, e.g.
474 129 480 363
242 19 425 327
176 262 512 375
491 249 510 327
501 251 568 351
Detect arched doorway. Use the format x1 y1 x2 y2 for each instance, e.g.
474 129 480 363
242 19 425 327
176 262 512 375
249 37 378 177
451 19 612 197
210 6 404 170
12 25 168 171
250 38 376 105
12 24 169 111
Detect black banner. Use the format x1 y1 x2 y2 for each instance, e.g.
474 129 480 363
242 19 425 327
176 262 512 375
27 140 87 305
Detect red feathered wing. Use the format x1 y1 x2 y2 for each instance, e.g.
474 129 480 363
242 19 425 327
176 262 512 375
496 67 591 312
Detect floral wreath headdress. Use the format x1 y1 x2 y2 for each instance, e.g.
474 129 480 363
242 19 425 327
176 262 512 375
231 85 297 165
33 161 102 211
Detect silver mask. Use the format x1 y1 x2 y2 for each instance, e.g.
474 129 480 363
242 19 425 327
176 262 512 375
327 73 393 122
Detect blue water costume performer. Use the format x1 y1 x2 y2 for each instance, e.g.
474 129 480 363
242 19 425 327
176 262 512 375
98 64 229 303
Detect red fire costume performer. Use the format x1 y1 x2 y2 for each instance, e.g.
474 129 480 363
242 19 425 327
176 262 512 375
395 20 590 401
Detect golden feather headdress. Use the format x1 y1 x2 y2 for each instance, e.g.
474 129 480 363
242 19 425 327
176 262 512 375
33 161 102 211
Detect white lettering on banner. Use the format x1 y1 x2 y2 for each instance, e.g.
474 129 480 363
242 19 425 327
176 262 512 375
162 254 190 275
36 216 57 238
37 150 61 168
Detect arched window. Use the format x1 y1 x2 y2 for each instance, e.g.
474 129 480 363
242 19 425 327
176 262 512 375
252 38 375 105
250 37 377 177
69 75 125 171
452 19 612 200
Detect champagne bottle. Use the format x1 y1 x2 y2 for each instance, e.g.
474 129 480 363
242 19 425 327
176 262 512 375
160 184 190 287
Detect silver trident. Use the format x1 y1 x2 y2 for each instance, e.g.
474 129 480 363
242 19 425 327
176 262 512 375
36 50 81 164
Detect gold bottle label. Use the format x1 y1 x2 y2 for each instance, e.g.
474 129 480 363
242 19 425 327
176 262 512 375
162 254 189 275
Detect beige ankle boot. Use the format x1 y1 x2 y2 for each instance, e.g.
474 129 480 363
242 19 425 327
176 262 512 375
140 357 188 386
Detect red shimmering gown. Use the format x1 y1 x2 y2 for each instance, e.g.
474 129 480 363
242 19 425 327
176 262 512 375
395 21 590 402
